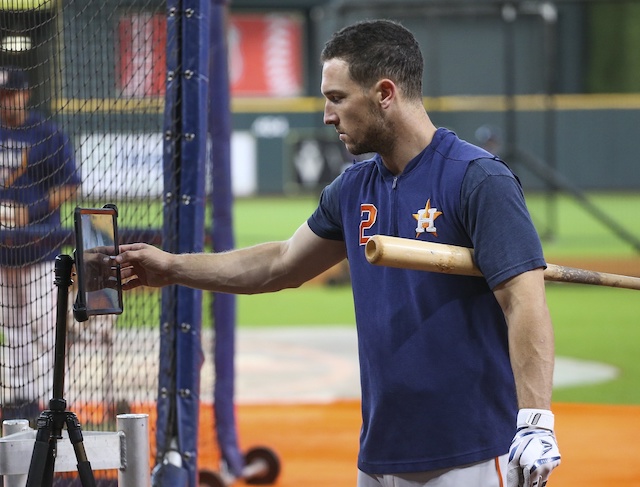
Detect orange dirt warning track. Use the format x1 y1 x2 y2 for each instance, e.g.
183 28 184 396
196 401 640 486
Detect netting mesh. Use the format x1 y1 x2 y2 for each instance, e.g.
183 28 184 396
0 1 169 482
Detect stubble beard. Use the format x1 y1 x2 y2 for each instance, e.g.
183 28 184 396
345 101 394 156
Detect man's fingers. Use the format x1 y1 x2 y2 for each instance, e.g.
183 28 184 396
118 242 150 254
531 474 544 487
119 265 138 280
115 251 137 267
115 243 170 289
121 278 142 290
86 245 116 255
121 267 143 289
522 468 546 487
116 244 153 268
532 464 554 487
523 466 531 487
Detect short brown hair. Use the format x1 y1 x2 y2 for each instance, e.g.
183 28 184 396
321 19 424 100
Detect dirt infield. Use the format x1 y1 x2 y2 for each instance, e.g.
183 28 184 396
196 401 640 486
191 325 640 485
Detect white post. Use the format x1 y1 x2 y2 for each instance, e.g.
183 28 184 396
2 420 31 487
117 413 151 487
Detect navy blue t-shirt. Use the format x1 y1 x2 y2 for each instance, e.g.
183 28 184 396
308 128 546 474
0 111 80 266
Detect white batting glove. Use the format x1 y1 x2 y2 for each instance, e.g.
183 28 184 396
507 409 561 487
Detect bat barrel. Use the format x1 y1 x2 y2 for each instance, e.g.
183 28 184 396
366 234 640 291
365 235 483 277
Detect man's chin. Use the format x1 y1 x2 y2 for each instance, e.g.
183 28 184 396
343 142 369 156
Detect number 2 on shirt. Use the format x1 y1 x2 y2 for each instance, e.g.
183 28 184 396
359 203 378 245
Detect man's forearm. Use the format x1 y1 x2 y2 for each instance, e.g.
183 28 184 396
494 269 555 409
508 311 555 409
118 223 347 294
171 241 308 294
48 184 79 211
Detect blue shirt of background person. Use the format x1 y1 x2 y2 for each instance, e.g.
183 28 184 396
0 67 81 266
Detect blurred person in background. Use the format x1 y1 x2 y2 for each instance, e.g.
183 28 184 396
0 66 80 421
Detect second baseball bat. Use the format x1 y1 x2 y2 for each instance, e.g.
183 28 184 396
364 234 640 291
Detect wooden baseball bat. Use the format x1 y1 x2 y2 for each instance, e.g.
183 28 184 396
365 234 640 291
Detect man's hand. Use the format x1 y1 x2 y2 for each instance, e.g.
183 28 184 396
116 243 175 289
507 409 561 487
82 247 118 291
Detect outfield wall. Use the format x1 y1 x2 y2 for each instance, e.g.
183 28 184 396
35 0 640 198
63 94 640 198
229 94 640 195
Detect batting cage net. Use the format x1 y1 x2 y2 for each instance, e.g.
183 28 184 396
0 1 223 485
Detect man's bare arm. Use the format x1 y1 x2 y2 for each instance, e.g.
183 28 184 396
493 268 555 409
5 184 79 226
48 184 79 211
117 222 347 294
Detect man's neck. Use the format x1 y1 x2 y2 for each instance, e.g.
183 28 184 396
381 112 437 175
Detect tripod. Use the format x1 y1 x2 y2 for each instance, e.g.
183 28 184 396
25 254 96 487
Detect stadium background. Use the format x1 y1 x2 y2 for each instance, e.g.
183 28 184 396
0 0 638 486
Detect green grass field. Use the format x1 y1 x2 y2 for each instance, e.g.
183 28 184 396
232 192 640 405
112 192 640 405
525 192 640 259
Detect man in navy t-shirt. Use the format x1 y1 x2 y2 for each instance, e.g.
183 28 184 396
0 67 81 420
116 20 561 487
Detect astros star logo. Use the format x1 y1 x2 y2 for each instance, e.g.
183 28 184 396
413 199 443 237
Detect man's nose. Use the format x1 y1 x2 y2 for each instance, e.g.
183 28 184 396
323 103 337 125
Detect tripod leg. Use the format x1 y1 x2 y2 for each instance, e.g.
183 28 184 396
66 412 97 487
25 439 51 487
26 413 56 487
42 441 56 487
73 439 96 487
77 459 96 487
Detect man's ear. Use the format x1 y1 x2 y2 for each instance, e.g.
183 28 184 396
376 79 397 109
